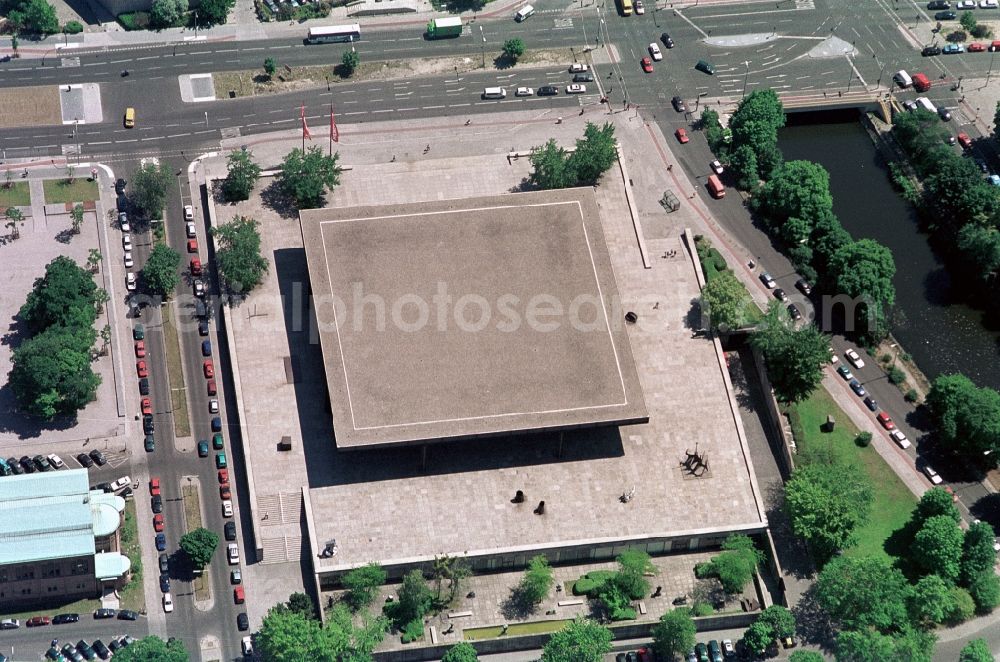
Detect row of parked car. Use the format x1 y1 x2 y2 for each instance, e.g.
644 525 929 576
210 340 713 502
45 633 138 661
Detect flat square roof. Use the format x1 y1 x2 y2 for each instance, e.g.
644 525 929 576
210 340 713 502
300 190 647 449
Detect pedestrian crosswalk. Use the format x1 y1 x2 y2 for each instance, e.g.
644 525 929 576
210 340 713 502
554 18 574 29
61 57 81 68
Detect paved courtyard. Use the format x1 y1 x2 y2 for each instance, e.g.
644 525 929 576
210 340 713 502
0 173 123 448
205 105 766 626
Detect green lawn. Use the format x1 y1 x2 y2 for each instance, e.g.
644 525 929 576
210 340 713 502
118 499 145 612
790 388 916 561
0 181 30 207
0 596 101 623
42 177 99 204
465 619 573 640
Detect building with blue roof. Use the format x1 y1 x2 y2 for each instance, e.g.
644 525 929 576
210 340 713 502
0 469 130 609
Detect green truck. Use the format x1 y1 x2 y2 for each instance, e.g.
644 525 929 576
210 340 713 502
427 17 463 38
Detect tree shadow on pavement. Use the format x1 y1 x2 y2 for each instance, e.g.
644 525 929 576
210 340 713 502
792 584 837 653
259 179 299 220
500 586 538 621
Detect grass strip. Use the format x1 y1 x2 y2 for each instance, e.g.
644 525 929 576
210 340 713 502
182 485 211 601
789 388 916 561
162 303 191 437
119 499 146 612
0 181 30 207
465 619 574 640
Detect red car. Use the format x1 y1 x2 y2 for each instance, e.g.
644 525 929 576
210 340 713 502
220 484 232 499
26 616 51 627
968 42 986 52
877 411 895 430
190 258 202 276
141 397 152 416
203 360 214 378
234 585 245 604
187 239 198 253
218 468 229 485
150 478 161 496
207 379 217 396
134 340 145 358
675 128 689 144
136 360 148 378
957 132 972 149
640 56 653 73
153 514 164 532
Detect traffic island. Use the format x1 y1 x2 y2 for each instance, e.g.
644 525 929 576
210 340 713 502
162 303 191 438
182 483 212 601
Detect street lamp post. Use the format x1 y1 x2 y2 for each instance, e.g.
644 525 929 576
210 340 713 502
479 25 485 68
988 49 997 86
741 60 750 97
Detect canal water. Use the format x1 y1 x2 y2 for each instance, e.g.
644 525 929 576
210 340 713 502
778 112 1000 391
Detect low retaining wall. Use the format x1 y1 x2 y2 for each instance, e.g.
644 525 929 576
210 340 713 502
373 612 759 662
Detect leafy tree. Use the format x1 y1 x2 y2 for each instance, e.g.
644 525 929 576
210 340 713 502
257 607 331 661
960 10 977 32
701 271 755 332
961 521 997 584
926 373 1000 458
694 534 763 594
63 19 83 33
908 574 954 627
995 101 1000 142
178 527 219 570
5 206 24 240
967 569 1000 614
222 148 262 202
196 0 234 25
753 160 834 244
287 592 316 620
529 139 576 190
9 0 59 34
835 628 935 662
751 303 830 401
742 620 773 656
150 0 187 27
923 156 1000 237
728 144 760 191
783 461 873 564
947 586 976 624
650 607 695 660
729 89 785 182
94 288 110 314
70 203 85 234
341 50 359 76
827 238 896 340
502 37 525 61
431 555 470 603
815 555 911 632
956 224 1000 285
131 160 173 219
278 146 342 209
109 635 188 662
342 562 386 611
264 57 277 78
390 569 432 626
10 325 99 419
540 618 612 662
614 549 655 600
142 243 182 297
19 256 97 334
87 248 102 273
960 639 993 662
569 122 616 185
913 486 961 525
211 216 268 294
758 605 796 638
810 211 851 279
441 642 479 662
518 555 555 606
789 652 824 662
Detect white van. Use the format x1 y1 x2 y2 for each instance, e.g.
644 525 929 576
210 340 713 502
514 4 534 21
915 97 937 114
482 86 507 99
892 70 912 89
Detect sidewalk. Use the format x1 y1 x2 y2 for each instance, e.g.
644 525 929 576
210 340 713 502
0 0 547 56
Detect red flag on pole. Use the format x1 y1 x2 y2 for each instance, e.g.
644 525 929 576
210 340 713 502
330 104 339 143
300 104 312 140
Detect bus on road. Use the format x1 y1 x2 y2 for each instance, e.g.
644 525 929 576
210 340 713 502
618 0 632 15
306 24 362 44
